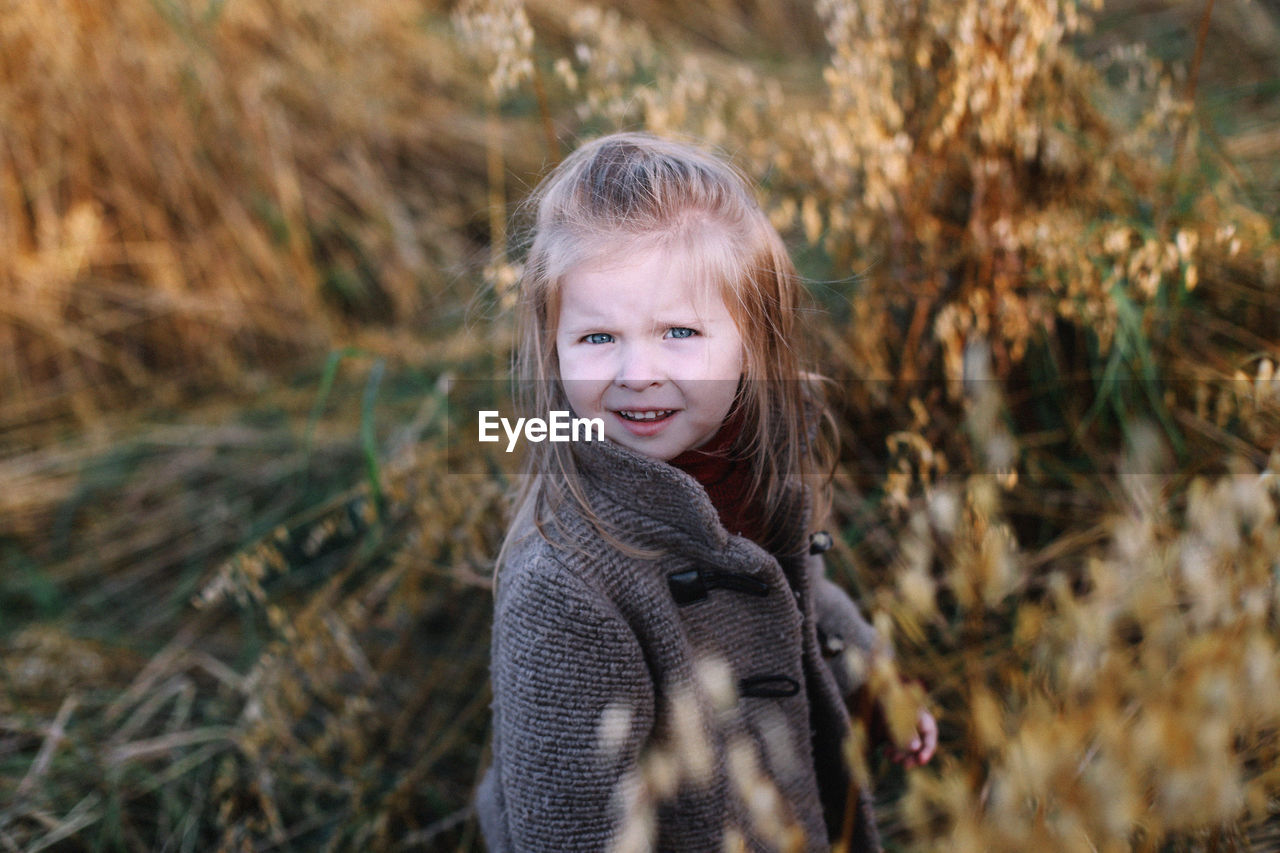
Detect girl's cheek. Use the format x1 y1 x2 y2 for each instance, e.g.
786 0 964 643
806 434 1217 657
676 345 740 381
561 349 617 384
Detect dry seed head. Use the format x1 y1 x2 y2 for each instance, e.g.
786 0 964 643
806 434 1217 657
597 702 635 757
668 686 714 785
453 0 535 98
842 720 871 794
609 768 656 853
723 734 802 848
553 57 578 92
897 556 938 622
927 486 961 535
837 645 870 691
969 688 1005 754
642 749 680 800
566 6 656 127
694 655 738 714
720 827 747 853
1240 633 1280 724
755 706 805 785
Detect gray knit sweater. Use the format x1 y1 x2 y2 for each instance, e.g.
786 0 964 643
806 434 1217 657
475 436 884 851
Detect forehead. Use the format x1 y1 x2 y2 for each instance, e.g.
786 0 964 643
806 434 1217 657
556 241 728 323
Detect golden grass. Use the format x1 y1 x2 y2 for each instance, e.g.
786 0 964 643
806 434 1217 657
2 0 1279 849
0 0 517 432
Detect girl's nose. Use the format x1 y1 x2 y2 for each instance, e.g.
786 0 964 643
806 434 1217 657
614 342 664 390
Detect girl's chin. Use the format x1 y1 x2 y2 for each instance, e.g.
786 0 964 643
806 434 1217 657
605 431 688 462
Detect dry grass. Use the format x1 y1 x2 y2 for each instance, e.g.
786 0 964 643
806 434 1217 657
3 0 1280 850
0 0 533 433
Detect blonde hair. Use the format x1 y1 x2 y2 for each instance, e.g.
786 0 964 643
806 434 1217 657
500 131 833 565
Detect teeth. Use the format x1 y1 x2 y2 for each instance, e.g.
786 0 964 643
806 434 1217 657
618 410 674 421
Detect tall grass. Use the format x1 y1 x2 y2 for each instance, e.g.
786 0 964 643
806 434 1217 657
0 0 517 433
2 0 1279 850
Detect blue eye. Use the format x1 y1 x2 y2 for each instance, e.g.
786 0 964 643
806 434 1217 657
666 327 697 339
583 332 613 344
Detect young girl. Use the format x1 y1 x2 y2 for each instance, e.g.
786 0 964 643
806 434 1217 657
475 132 935 852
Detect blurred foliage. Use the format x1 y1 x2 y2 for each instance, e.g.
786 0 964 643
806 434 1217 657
2 0 1279 850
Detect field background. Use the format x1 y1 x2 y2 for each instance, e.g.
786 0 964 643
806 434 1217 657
2 0 1279 850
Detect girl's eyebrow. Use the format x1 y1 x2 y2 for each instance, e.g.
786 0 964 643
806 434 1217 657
557 313 610 329
557 322 615 340
558 315 706 333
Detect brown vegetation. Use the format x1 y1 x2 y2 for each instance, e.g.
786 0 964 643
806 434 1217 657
2 0 1279 850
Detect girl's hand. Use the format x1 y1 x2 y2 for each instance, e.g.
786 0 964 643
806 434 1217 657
887 708 937 768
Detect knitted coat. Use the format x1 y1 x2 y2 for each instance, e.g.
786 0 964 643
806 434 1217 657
475 436 884 851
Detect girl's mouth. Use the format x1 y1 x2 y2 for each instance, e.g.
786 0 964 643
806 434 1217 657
616 409 676 421
612 408 677 437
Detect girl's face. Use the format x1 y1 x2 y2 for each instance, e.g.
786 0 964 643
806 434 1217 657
556 245 744 461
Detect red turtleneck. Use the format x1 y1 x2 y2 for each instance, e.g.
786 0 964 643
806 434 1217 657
669 410 766 546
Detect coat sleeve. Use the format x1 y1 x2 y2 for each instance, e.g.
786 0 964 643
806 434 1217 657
807 551 884 699
487 556 656 852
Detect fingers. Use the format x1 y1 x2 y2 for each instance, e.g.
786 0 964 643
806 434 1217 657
916 709 938 764
886 709 938 768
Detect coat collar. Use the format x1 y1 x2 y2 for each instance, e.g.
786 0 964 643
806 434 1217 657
568 436 810 561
